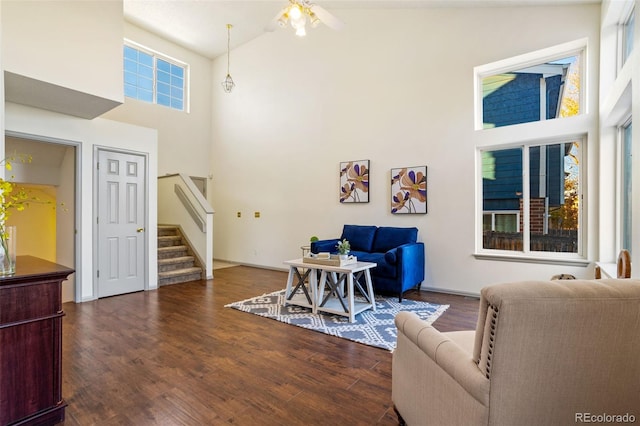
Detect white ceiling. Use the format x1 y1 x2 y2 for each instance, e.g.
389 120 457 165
123 0 601 60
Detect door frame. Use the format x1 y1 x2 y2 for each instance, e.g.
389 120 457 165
4 130 82 302
93 146 150 298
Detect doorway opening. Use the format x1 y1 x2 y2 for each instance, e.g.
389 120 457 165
4 134 78 302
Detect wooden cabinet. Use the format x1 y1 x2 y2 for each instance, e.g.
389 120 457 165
0 256 74 426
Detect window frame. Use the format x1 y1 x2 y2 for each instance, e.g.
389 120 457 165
477 137 585 260
618 117 633 253
123 39 189 112
474 39 587 131
619 5 635 71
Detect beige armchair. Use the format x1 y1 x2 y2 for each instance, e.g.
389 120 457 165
392 279 640 425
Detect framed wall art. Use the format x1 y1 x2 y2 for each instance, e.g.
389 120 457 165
391 166 427 214
339 160 369 203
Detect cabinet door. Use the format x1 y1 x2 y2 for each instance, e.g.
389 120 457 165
0 319 59 424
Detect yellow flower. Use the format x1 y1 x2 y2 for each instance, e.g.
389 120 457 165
0 154 36 261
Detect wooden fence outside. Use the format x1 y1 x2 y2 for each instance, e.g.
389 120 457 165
483 230 578 253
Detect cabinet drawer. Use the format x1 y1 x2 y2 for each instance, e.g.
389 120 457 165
0 281 61 325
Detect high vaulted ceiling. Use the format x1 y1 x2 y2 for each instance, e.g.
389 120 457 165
123 0 600 60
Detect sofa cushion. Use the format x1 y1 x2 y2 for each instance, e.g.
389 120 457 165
341 225 377 252
372 227 418 253
352 251 396 278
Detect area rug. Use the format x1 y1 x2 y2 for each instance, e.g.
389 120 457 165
225 289 449 351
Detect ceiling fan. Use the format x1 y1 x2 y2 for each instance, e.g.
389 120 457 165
265 0 345 37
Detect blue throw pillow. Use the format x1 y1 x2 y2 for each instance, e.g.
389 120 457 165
372 227 418 253
341 225 377 252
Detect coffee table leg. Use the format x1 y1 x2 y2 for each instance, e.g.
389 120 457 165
309 268 318 313
365 269 376 312
347 272 355 323
284 266 295 304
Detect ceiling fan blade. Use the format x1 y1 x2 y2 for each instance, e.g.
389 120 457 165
310 4 344 31
265 6 288 32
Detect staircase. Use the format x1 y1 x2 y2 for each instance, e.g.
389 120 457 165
158 225 203 286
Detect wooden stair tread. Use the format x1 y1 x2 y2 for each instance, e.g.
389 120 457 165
158 267 202 278
158 256 194 265
158 245 187 252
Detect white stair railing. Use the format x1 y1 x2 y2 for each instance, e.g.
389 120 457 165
158 173 214 279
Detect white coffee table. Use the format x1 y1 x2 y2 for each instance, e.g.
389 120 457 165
283 258 319 313
283 258 377 322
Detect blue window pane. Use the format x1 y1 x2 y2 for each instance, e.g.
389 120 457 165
139 89 153 102
171 99 184 110
124 46 137 60
124 58 138 72
171 76 184 89
138 51 153 67
139 64 153 79
124 84 137 98
157 59 170 73
171 64 184 78
157 82 170 95
171 87 183 99
157 70 170 84
157 94 171 106
124 71 137 85
138 76 153 91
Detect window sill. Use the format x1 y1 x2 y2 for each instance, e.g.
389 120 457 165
473 253 590 267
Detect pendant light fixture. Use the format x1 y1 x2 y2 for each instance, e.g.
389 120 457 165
221 24 235 93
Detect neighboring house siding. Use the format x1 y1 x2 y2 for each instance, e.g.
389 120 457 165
483 72 566 212
483 149 522 211
483 73 541 128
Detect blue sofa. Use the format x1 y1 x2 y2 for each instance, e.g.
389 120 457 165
311 224 425 302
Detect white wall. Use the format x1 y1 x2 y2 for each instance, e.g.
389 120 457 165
5 103 158 302
211 5 601 294
103 22 213 179
2 0 123 103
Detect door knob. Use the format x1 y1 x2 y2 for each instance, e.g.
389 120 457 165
137 228 144 233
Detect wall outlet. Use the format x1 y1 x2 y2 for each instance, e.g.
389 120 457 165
237 212 241 218
254 211 260 218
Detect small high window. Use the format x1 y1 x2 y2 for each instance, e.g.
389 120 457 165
123 42 187 111
480 55 581 129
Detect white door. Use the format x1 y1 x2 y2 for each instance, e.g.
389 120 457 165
97 149 146 298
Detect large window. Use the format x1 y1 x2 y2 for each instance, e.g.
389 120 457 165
124 42 187 111
481 141 581 254
622 120 633 253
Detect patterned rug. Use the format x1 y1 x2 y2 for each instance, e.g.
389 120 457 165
225 289 448 351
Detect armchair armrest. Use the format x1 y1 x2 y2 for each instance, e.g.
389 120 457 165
394 311 489 406
311 239 340 254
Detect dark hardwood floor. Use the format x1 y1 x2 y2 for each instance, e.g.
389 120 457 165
61 266 479 425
